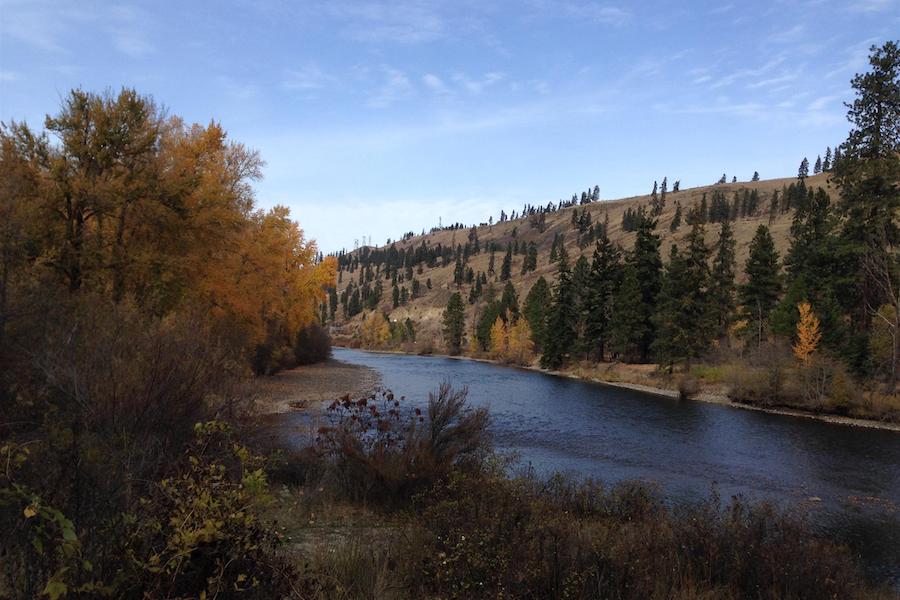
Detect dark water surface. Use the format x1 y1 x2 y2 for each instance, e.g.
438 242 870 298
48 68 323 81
322 348 900 582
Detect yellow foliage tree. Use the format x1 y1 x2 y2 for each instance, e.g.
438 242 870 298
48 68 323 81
792 302 821 367
506 318 534 365
360 312 390 349
489 316 508 358
1 93 335 365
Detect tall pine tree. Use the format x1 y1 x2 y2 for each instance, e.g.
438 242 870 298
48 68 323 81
524 276 551 352
541 248 577 369
740 225 782 347
709 221 737 339
585 233 622 361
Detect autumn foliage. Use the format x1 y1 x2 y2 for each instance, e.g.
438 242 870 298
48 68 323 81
489 317 534 365
360 311 391 348
793 302 822 367
0 89 334 596
0 88 334 372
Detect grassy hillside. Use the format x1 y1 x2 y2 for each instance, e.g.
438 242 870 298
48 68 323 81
333 173 834 347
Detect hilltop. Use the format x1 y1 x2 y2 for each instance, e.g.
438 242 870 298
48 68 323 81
331 172 834 345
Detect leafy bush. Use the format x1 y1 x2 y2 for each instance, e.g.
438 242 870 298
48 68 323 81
294 323 332 365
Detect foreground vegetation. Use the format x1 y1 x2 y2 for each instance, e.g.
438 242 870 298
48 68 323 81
263 384 894 599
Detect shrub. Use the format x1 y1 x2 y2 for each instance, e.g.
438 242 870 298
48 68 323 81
294 323 332 365
0 294 283 597
399 470 877 600
120 421 297 598
314 383 490 505
677 375 701 400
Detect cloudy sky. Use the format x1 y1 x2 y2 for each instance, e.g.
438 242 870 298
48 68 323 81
1 0 898 252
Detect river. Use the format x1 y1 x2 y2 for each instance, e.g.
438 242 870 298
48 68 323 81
317 349 900 582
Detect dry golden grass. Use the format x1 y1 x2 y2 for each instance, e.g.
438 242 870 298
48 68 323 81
336 173 833 347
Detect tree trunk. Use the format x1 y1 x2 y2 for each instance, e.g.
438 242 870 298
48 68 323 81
889 314 899 394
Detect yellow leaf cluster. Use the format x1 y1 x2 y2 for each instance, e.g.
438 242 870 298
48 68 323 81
360 312 391 349
489 317 534 365
507 318 534 365
792 302 821 367
489 316 508 358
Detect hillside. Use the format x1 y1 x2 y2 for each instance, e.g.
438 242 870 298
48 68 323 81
332 173 835 347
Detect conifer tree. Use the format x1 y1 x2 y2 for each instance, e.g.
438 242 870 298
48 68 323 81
610 264 646 361
541 248 576 369
653 223 713 369
709 221 737 338
500 280 519 320
814 155 823 174
585 233 622 360
524 276 551 352
798 157 809 179
740 225 782 347
670 202 682 232
630 214 663 361
475 300 504 351
571 254 591 358
752 171 760 181
453 254 465 287
442 292 465 355
823 146 832 171
833 40 900 342
500 244 513 281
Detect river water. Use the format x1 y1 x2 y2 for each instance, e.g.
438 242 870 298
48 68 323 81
323 348 900 582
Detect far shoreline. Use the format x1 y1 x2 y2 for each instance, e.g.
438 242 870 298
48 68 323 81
333 345 900 433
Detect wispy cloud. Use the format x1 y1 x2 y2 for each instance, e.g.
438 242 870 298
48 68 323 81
565 3 631 25
709 56 787 89
0 0 155 58
217 76 259 101
106 5 155 58
323 0 448 44
746 72 799 89
849 0 896 13
422 73 449 94
767 24 807 44
368 67 415 108
282 64 335 91
452 71 505 94
807 92 844 111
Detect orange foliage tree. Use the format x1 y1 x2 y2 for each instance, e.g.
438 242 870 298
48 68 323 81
0 88 335 371
792 302 821 367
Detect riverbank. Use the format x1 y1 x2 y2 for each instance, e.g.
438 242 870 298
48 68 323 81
252 357 381 415
337 346 900 432
252 350 899 597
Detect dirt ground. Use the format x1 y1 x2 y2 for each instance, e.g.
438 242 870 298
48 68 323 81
252 358 381 415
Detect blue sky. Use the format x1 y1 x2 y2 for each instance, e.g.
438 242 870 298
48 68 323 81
1 0 898 252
